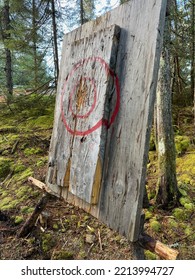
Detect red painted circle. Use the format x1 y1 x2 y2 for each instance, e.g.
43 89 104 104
60 56 120 136
69 77 97 119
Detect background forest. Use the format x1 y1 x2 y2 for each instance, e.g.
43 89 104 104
0 0 194 260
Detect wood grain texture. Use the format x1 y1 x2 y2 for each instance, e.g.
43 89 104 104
46 0 167 242
47 25 120 204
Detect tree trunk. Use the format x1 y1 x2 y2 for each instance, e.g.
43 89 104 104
191 1 195 124
156 47 179 208
80 0 84 25
32 0 38 89
156 0 179 208
1 0 13 99
51 0 59 87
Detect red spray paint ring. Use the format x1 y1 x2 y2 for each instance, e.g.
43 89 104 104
60 56 120 136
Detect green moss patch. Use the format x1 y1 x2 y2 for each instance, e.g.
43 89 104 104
0 157 12 180
149 219 161 232
24 147 42 156
52 250 74 260
175 135 190 155
14 215 24 224
42 233 56 253
173 208 186 221
176 154 195 186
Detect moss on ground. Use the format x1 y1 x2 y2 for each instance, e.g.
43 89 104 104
52 250 74 260
0 157 13 180
175 135 190 155
177 154 195 186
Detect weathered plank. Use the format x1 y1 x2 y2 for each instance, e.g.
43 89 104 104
47 25 120 204
46 0 167 242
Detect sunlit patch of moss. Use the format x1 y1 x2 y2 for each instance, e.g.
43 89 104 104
36 156 48 167
144 210 153 220
0 197 20 211
149 219 161 232
14 215 24 224
145 250 157 260
20 206 34 214
179 197 191 206
173 208 186 221
26 115 54 130
13 167 33 183
176 154 195 186
12 162 26 173
24 147 42 156
175 135 190 155
0 197 12 209
0 190 9 199
184 228 195 241
184 203 194 211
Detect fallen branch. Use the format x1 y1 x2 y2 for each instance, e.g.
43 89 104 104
139 233 179 260
17 193 51 238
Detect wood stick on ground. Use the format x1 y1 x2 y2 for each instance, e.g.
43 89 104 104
17 193 51 238
139 233 179 260
28 177 60 197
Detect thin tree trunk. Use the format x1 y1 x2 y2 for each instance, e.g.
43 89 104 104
32 0 38 89
80 0 84 25
156 47 179 208
51 0 59 86
2 0 13 99
156 0 179 208
191 1 195 124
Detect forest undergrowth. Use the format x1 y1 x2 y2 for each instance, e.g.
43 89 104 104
0 94 194 260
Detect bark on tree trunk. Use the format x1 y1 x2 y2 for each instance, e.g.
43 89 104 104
1 0 13 99
80 0 84 25
156 47 179 208
191 1 195 124
155 0 179 208
51 0 59 86
32 0 38 89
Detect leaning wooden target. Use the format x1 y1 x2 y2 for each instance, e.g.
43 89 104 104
46 0 167 242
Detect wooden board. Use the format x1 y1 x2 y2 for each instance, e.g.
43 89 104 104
46 0 167 242
47 25 120 204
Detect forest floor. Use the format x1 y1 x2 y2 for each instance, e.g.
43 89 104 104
0 93 194 260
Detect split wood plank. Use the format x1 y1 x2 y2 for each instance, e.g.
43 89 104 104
139 233 179 260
